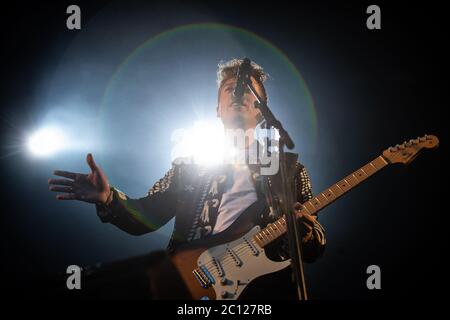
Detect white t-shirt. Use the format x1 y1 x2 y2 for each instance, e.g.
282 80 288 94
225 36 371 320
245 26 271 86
212 165 258 234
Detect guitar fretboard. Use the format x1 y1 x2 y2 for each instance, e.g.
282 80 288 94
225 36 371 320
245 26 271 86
252 155 389 248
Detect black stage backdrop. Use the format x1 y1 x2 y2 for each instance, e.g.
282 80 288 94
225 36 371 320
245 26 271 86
0 0 447 301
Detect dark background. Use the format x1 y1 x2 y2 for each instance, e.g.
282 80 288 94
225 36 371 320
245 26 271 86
0 0 447 301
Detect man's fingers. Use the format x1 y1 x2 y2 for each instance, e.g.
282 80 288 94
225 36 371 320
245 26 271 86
86 153 98 172
301 221 314 232
48 178 73 186
302 214 316 226
293 203 316 240
49 186 73 193
53 170 79 179
293 202 302 211
294 202 317 227
56 193 76 200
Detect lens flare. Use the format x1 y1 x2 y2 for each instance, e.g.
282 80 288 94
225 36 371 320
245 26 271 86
27 127 66 157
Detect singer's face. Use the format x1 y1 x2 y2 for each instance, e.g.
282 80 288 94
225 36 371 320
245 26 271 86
217 77 264 130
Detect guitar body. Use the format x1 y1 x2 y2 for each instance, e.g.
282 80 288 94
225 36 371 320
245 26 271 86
169 199 291 300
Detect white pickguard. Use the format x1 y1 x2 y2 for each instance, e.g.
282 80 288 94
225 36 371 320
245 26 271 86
196 226 291 300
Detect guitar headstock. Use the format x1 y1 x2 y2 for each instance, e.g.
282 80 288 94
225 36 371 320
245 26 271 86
382 134 439 165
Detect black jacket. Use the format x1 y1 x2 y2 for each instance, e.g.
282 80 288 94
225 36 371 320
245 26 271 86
96 154 326 262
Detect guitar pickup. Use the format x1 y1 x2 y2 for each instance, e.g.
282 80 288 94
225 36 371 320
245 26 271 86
212 258 224 277
226 247 242 267
243 237 259 256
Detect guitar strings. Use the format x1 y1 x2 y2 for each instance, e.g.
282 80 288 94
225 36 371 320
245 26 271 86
205 247 251 267
202 242 260 272
203 246 250 270
203 245 250 268
202 237 259 267
200 224 282 270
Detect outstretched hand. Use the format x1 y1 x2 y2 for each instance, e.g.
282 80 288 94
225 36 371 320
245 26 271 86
48 153 111 204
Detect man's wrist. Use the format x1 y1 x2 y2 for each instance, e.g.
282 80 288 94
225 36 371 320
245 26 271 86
104 187 114 206
96 187 114 222
97 186 114 207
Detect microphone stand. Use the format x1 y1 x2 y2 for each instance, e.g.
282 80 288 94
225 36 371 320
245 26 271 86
240 58 308 300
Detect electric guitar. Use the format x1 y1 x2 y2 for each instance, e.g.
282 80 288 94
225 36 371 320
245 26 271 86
168 134 439 300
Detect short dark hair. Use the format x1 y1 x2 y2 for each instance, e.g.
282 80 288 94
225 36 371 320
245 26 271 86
216 58 268 100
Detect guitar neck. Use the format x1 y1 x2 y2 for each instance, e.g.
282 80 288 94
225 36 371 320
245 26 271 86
253 155 389 248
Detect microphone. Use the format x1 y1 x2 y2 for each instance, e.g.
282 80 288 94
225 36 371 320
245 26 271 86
233 58 252 100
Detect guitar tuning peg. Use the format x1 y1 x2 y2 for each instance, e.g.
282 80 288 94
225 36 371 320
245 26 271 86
399 144 405 150
419 136 426 142
426 135 432 140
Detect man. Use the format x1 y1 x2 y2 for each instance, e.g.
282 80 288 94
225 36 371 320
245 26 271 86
48 58 326 299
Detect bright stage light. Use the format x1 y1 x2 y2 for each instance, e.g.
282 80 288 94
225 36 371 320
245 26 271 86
171 119 267 166
27 127 66 157
172 120 228 165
